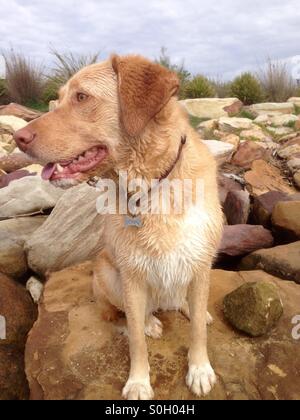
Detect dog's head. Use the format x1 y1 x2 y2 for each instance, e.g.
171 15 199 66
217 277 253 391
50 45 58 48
14 55 179 188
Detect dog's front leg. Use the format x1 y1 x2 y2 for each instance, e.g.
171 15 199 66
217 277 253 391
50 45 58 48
121 271 154 401
186 268 216 398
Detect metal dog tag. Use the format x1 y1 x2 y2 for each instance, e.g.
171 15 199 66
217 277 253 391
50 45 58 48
125 216 143 228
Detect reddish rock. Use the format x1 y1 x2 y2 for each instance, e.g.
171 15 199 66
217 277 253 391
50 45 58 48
0 153 35 173
0 273 37 400
232 141 269 169
223 190 250 225
223 100 243 116
219 225 274 257
0 170 35 189
218 174 243 206
0 103 42 122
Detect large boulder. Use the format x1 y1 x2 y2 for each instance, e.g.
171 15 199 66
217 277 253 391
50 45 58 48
218 117 254 132
272 201 300 241
0 115 28 133
0 273 37 400
26 183 104 275
244 160 296 196
0 176 64 218
287 97 300 107
223 190 250 225
219 225 274 257
25 264 300 400
0 217 46 279
180 98 243 119
223 282 283 337
232 142 269 169
249 103 295 116
0 103 42 122
240 241 300 284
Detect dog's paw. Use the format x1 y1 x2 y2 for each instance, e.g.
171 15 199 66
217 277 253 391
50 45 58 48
122 378 154 401
145 315 163 339
186 363 217 397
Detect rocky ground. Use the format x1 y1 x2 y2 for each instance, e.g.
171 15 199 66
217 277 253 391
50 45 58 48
0 100 300 400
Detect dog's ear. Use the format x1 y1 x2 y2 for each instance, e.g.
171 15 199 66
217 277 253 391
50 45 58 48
111 54 179 137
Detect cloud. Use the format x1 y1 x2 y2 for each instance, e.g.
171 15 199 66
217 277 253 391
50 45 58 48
0 0 300 79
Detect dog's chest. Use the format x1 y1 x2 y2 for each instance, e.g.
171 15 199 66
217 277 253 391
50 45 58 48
125 206 213 290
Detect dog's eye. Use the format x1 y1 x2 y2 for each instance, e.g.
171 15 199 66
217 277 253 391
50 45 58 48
77 93 88 102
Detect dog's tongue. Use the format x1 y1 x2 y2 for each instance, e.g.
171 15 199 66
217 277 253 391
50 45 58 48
42 163 56 181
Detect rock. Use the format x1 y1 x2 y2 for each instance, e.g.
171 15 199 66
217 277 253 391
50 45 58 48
272 201 300 241
26 277 44 304
252 191 300 227
0 153 35 173
49 100 58 112
232 141 269 169
287 158 300 173
267 126 294 137
223 282 283 337
0 273 37 400
254 114 272 125
240 128 271 142
223 190 250 225
287 97 300 107
278 144 300 160
0 176 64 218
0 116 28 133
270 114 299 127
0 103 42 122
218 117 254 132
0 217 46 279
218 174 243 206
249 103 295 116
202 140 235 165
215 133 240 150
0 170 36 189
244 160 295 196
26 183 105 275
198 119 218 132
219 225 274 257
240 241 300 283
25 264 300 400
180 98 243 119
294 171 300 189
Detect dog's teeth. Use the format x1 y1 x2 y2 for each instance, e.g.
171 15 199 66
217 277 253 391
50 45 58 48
57 164 64 173
79 155 85 162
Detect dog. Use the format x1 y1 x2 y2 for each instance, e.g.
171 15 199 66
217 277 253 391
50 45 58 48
14 55 223 400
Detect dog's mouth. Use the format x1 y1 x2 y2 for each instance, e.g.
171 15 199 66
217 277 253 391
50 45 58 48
41 146 108 181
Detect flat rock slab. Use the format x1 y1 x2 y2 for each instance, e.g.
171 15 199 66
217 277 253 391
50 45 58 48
180 98 242 119
240 241 300 284
25 264 300 400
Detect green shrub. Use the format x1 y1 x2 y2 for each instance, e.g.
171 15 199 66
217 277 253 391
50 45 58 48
2 50 44 105
230 72 263 105
183 75 215 99
47 49 99 95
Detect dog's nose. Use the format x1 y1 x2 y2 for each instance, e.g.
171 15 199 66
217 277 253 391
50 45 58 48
14 127 36 152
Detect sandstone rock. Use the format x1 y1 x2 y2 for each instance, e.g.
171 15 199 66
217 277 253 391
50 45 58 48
218 174 243 206
232 142 269 169
198 119 218 132
272 201 300 241
0 152 35 173
180 98 243 119
223 282 283 337
240 241 300 283
0 273 37 400
0 176 64 218
287 158 300 173
244 160 295 196
0 217 46 279
223 190 250 225
294 171 300 189
252 191 300 227
218 117 254 132
287 97 300 106
0 116 27 133
270 114 299 127
254 114 272 125
25 264 300 400
240 128 271 142
0 103 42 122
267 126 294 137
26 183 104 275
216 133 240 150
278 144 300 160
219 225 274 257
0 170 35 189
202 140 235 164
49 100 58 112
249 103 295 116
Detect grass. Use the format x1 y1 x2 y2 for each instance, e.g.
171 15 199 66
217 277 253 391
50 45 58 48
294 105 300 116
25 101 49 112
234 109 256 120
189 115 210 129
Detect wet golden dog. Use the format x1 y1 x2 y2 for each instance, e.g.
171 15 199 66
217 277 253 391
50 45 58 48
14 55 223 400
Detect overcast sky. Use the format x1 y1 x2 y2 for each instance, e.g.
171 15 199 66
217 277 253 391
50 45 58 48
0 0 300 79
